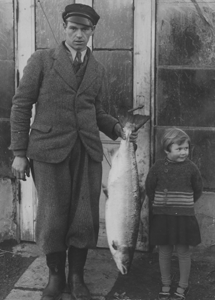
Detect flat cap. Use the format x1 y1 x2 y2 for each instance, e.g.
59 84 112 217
62 3 100 26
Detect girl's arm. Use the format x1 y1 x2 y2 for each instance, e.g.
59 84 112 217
191 165 203 202
145 164 158 209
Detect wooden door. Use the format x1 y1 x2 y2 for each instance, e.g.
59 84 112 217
16 0 155 251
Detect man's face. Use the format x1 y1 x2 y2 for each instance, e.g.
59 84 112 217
63 21 95 51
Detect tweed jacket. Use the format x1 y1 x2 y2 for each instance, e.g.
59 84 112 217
10 43 118 163
145 158 203 216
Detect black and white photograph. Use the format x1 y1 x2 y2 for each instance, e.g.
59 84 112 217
0 1 215 299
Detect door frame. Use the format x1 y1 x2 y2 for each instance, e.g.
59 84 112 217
133 0 156 250
15 0 36 241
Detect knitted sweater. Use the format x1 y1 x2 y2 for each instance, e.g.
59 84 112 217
145 158 203 216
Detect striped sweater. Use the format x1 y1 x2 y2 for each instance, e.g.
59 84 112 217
145 158 203 216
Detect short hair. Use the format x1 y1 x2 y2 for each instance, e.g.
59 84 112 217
63 19 93 28
161 127 190 152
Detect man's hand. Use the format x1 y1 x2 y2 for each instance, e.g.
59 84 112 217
114 123 138 143
12 156 30 181
114 123 126 140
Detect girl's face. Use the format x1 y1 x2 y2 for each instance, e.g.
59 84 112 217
165 140 189 162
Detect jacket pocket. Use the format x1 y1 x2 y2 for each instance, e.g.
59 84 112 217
30 123 52 133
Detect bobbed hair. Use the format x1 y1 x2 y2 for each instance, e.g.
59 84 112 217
161 127 191 152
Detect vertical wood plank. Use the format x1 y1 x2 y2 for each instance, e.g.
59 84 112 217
16 0 36 241
134 0 154 251
17 0 35 78
150 0 156 163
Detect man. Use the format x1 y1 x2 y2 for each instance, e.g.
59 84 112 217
10 4 137 300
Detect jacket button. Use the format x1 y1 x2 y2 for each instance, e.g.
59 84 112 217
165 162 168 165
164 169 168 173
164 189 168 193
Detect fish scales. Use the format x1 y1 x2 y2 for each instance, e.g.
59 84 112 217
105 123 141 275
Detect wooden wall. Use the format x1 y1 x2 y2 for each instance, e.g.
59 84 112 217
0 0 16 241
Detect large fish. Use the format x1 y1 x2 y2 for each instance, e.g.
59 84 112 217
105 113 149 275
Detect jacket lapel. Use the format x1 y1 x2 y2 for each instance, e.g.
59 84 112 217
52 43 78 91
77 50 99 95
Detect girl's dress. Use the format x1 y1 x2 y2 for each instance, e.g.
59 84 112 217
146 157 203 246
150 214 201 246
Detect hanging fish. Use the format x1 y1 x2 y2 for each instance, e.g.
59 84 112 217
105 109 149 275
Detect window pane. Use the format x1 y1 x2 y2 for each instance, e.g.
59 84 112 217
94 0 133 49
36 0 75 49
157 0 215 66
94 50 133 118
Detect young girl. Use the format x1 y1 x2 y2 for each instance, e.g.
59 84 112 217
145 127 203 300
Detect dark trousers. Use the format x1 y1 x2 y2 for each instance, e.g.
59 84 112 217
31 138 102 254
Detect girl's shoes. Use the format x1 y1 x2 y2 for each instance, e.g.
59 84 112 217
158 287 171 300
171 286 189 300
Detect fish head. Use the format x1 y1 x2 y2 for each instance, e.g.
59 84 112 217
111 241 134 275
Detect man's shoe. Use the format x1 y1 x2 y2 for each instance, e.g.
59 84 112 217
41 251 66 300
69 274 91 300
68 246 91 300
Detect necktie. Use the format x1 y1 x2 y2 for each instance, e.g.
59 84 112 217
76 51 82 63
73 51 82 73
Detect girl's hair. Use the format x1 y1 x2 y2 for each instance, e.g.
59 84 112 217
161 127 190 152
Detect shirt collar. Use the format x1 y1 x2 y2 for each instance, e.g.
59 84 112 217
65 42 87 62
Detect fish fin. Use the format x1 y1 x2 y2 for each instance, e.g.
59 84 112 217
108 147 118 158
102 183 108 199
133 115 150 131
112 241 118 250
117 106 150 131
139 186 146 208
107 147 119 165
103 151 111 167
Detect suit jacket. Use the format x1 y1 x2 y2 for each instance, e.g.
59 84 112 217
10 43 118 163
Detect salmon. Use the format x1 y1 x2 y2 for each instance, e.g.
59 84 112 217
105 122 142 275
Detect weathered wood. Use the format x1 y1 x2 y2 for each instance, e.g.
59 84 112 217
133 0 154 251
16 0 36 242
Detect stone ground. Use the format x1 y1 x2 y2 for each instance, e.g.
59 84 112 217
0 241 215 300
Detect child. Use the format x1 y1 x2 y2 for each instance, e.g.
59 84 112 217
145 127 203 300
